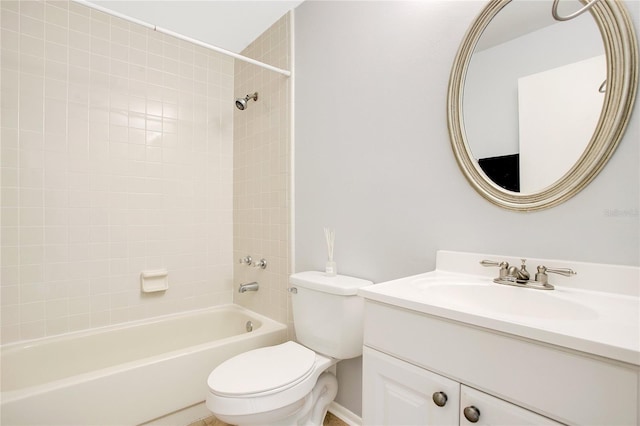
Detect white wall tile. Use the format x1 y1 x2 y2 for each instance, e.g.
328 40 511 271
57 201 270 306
1 0 234 344
233 14 291 332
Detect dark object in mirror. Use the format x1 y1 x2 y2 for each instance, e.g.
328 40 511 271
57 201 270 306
478 154 519 193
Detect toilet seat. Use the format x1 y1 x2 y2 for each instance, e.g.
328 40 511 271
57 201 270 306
208 341 317 397
206 341 337 422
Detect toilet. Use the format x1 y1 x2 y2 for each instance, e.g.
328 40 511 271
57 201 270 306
206 271 372 426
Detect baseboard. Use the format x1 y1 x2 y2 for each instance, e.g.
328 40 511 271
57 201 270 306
328 401 362 426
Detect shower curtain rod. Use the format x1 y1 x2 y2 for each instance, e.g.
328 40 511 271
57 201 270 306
71 0 292 77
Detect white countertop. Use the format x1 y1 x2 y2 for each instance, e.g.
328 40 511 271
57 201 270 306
359 251 640 366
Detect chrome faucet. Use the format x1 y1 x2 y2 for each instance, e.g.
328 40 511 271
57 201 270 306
238 282 259 293
509 259 531 282
481 259 576 290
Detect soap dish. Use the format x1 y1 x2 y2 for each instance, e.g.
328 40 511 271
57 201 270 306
140 269 169 293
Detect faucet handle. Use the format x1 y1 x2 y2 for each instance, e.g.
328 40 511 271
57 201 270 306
480 260 508 267
480 260 509 279
252 258 267 269
545 266 577 277
535 265 577 285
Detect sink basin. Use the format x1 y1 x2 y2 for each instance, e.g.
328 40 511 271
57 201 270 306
357 252 640 366
418 281 598 320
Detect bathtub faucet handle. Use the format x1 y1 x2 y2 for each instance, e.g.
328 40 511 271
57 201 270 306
239 255 253 266
252 258 267 269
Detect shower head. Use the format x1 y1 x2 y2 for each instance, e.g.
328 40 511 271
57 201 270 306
235 92 258 110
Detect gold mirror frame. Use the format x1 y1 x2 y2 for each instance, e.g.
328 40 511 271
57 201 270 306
447 0 638 211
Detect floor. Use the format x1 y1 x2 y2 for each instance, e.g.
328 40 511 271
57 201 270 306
188 412 347 426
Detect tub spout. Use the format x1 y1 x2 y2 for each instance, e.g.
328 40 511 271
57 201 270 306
238 282 259 293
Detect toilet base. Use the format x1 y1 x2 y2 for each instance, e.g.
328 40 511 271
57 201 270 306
292 372 338 426
215 372 338 426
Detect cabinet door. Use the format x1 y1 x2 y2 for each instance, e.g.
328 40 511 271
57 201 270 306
460 385 563 425
363 347 460 426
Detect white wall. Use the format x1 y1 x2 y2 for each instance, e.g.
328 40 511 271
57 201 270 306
294 0 639 416
518 55 606 193
464 13 603 159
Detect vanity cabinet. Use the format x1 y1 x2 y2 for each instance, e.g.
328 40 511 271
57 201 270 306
362 300 639 425
459 384 560 425
364 347 560 425
363 346 460 425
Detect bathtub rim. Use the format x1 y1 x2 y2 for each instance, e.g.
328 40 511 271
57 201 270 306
1 304 287 402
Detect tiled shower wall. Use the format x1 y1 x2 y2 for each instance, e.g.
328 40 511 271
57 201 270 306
0 0 235 344
233 14 292 333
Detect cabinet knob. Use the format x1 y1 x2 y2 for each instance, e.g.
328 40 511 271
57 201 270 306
463 405 481 423
432 391 448 407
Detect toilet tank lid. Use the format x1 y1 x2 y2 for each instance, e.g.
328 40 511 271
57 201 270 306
289 271 372 295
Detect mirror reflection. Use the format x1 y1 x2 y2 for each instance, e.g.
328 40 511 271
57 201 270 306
463 0 605 194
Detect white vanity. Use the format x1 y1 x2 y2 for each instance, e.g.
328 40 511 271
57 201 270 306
359 251 640 425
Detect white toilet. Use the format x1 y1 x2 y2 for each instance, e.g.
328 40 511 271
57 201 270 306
206 271 372 426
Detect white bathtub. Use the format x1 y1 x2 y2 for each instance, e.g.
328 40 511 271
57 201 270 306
1 304 287 426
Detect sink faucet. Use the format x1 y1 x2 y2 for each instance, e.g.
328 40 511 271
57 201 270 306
481 259 576 290
509 259 531 282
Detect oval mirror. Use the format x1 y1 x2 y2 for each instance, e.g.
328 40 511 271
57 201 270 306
447 0 638 211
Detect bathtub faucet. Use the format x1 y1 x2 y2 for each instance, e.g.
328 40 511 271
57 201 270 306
239 282 259 293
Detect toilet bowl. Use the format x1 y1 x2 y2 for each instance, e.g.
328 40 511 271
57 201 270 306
206 271 372 426
206 341 338 426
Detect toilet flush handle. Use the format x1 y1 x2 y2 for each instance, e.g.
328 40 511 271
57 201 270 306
287 287 297 294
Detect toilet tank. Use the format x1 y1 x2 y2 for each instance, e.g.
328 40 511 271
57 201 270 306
289 271 372 359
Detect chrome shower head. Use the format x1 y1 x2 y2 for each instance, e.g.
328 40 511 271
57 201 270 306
235 92 258 110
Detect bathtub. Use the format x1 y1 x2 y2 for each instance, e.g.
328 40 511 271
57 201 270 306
1 304 287 426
